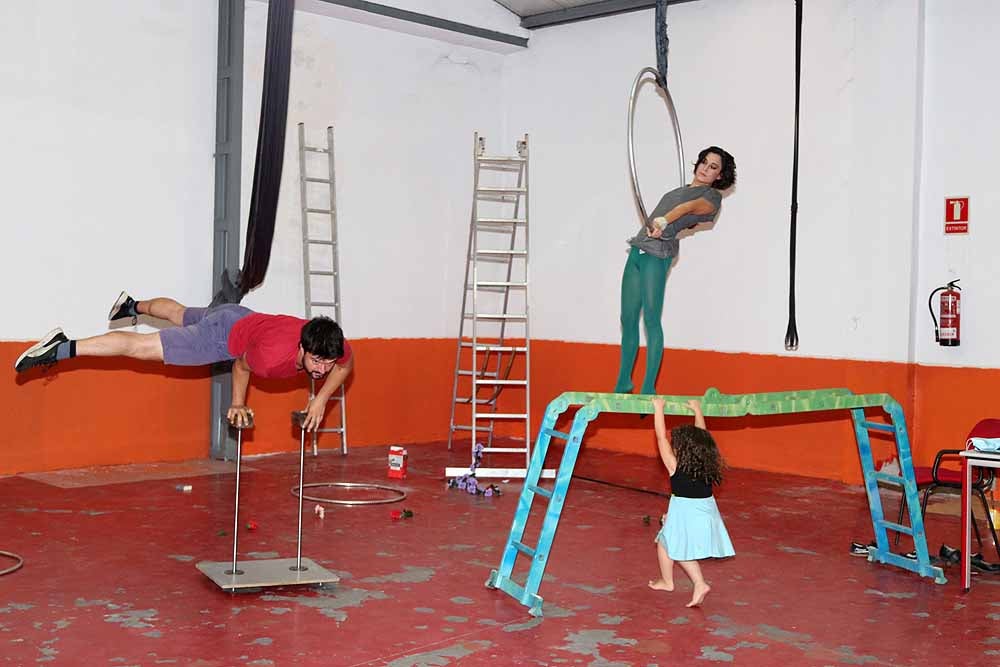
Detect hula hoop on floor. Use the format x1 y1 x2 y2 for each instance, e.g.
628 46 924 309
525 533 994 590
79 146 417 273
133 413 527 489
0 550 24 576
291 482 407 505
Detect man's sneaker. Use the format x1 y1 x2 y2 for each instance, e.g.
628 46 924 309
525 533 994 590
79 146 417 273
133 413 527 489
108 290 138 324
14 328 68 373
849 540 875 557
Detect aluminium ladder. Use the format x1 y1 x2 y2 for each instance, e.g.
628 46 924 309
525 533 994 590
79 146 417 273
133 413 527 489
487 388 945 617
296 123 347 456
447 133 548 479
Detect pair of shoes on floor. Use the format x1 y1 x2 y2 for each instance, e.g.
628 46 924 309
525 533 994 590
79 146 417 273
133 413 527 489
850 540 875 557
13 328 67 373
932 545 1000 572
902 544 962 563
970 552 1000 573
14 291 136 373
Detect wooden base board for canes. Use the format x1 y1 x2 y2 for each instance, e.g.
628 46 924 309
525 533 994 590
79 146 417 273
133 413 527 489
197 413 340 592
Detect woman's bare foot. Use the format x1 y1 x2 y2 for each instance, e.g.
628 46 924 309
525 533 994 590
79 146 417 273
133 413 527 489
647 578 674 591
686 583 710 607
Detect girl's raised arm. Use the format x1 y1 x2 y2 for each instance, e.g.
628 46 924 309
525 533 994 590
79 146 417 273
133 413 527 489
652 397 677 475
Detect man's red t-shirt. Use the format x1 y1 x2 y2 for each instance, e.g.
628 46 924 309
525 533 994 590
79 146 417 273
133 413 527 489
227 314 352 379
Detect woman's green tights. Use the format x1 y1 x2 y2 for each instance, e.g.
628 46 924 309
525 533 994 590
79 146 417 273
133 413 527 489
614 247 672 395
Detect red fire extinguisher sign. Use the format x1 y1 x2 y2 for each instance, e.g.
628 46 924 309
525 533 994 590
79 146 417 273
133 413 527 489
945 197 969 234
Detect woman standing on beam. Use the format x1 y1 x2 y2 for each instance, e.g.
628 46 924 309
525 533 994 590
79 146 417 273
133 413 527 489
614 146 736 395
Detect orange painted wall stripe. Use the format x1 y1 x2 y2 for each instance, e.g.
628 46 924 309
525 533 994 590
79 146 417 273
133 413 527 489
3 339 997 484
1 345 210 474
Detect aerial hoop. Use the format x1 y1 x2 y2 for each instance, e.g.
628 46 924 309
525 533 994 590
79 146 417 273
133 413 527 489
627 67 685 227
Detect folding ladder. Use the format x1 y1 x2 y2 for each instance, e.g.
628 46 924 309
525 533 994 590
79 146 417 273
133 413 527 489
487 388 945 617
296 123 347 456
447 133 547 479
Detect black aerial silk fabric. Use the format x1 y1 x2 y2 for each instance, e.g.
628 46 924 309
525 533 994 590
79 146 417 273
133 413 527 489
213 0 295 305
240 0 295 295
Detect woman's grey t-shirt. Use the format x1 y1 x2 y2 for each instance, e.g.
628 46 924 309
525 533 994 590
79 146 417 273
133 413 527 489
628 185 722 259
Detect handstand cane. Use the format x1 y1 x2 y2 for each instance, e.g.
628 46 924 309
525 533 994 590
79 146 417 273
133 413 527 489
197 411 339 591
226 414 253 576
229 412 310 574
291 410 309 572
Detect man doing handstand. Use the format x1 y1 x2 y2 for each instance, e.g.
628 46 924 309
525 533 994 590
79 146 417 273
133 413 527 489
14 291 352 431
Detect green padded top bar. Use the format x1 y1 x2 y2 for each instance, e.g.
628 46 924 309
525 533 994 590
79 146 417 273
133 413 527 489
547 388 898 418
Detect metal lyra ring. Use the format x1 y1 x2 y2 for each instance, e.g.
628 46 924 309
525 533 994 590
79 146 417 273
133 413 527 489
627 66 685 224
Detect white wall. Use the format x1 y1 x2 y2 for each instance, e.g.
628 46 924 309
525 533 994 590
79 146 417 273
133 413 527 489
796 0 923 363
501 0 924 361
7 0 995 374
0 1 218 340
239 1 509 338
239 0 958 366
915 0 1000 368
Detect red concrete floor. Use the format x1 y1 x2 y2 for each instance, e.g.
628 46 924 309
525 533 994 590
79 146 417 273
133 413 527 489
2 438 999 666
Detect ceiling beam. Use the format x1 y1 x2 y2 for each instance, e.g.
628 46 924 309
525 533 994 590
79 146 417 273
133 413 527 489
307 0 528 48
521 0 698 30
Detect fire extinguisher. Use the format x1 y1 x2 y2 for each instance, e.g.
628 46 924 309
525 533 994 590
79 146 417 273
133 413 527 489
928 279 961 346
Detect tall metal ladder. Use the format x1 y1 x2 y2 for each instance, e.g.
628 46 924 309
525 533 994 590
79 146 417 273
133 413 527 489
487 388 945 617
296 122 347 456
447 133 548 479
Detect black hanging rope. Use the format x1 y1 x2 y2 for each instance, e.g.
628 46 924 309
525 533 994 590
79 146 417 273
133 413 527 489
240 0 295 295
213 0 296 306
784 0 802 351
654 0 669 88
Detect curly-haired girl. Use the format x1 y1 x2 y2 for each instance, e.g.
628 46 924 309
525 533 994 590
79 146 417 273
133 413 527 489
648 398 734 607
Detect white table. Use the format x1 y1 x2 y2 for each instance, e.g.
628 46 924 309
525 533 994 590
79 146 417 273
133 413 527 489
960 449 1000 590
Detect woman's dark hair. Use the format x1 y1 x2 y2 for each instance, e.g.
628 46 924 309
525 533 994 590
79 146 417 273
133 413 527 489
670 424 725 485
300 316 344 360
695 146 736 190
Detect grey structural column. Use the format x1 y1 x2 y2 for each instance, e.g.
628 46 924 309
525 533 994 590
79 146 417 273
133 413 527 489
211 0 244 460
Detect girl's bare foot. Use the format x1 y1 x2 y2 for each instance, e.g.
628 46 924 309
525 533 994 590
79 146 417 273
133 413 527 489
647 578 674 591
686 583 710 607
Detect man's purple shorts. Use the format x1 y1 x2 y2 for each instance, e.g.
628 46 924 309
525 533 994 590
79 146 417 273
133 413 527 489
159 304 253 366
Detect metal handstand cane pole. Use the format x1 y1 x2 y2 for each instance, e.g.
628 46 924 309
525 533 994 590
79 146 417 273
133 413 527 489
197 411 339 592
225 416 251 577
291 410 308 572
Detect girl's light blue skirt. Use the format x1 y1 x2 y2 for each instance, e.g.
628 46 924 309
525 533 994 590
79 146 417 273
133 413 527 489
655 495 735 561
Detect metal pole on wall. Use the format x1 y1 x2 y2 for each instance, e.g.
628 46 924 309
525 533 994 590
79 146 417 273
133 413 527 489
211 0 244 460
